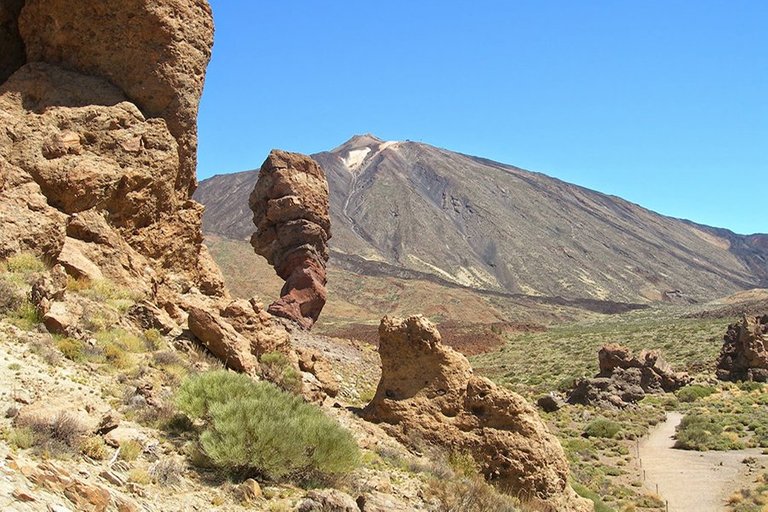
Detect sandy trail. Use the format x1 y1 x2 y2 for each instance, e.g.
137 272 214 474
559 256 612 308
638 411 766 512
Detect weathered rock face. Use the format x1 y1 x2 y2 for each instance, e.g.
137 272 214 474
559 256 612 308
250 150 331 329
362 315 592 512
17 0 213 197
0 1 224 299
717 314 768 382
568 343 691 408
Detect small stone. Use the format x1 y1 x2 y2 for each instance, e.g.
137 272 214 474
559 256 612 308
13 488 36 502
239 478 262 501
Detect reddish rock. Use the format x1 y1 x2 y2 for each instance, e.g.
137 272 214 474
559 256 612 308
717 314 768 382
362 315 592 512
250 150 331 329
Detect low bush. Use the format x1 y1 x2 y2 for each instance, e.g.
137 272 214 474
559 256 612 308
259 351 302 394
56 337 87 363
0 277 22 315
176 370 360 482
80 436 109 460
584 419 622 439
427 475 521 512
676 385 716 403
675 413 745 451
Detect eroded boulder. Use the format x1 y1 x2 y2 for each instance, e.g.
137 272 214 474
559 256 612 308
717 314 768 382
362 315 592 512
250 150 331 330
568 343 691 408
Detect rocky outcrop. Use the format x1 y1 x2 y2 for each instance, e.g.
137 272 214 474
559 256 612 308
717 314 768 382
0 1 223 301
250 150 331 329
568 344 691 408
362 315 592 512
17 0 213 196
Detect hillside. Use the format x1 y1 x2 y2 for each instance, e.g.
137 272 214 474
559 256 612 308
195 134 768 305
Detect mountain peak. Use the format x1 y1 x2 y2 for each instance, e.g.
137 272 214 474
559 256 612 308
331 133 385 154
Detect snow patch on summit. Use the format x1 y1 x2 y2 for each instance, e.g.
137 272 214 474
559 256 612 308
342 147 371 170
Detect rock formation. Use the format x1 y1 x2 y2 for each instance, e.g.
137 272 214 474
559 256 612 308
717 314 768 382
362 315 592 512
250 150 331 330
568 343 691 408
0 1 223 300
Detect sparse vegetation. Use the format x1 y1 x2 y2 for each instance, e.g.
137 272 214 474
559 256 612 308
584 419 623 439
176 370 360 483
118 439 143 461
676 384 716 403
80 436 109 460
259 351 302 394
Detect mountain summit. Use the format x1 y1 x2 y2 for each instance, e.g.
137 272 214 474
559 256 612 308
195 135 768 304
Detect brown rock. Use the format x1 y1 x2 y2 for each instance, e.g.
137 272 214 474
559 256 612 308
238 478 262 501
187 306 260 374
30 264 68 316
297 347 340 397
250 150 331 329
362 315 591 512
717 314 768 382
568 343 691 408
298 489 359 512
0 1 224 299
18 0 214 197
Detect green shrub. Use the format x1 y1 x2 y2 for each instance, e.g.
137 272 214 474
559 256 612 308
571 482 614 512
96 328 147 353
80 436 109 460
176 371 360 482
738 381 764 393
56 337 87 362
8 301 40 330
676 385 716 403
674 413 745 451
584 419 622 439
259 351 302 394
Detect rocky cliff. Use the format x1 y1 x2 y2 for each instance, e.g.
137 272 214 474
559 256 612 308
0 0 223 302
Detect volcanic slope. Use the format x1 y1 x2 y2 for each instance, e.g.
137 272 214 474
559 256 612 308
195 134 768 304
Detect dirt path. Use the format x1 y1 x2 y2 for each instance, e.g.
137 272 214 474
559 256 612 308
638 411 766 512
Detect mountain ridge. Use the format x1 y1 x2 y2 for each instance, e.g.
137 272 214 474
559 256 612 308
194 135 768 304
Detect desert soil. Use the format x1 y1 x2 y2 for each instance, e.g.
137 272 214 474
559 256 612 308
639 411 767 512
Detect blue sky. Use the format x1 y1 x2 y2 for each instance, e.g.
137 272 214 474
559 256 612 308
198 1 767 235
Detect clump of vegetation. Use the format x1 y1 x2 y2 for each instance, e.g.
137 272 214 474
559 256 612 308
14 411 86 457
676 384 716 403
259 351 302 394
426 475 521 512
118 439 143 462
674 413 745 451
67 277 142 310
2 253 46 283
584 418 622 439
571 482 615 512
0 276 23 315
176 370 360 483
80 436 110 460
56 337 87 363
